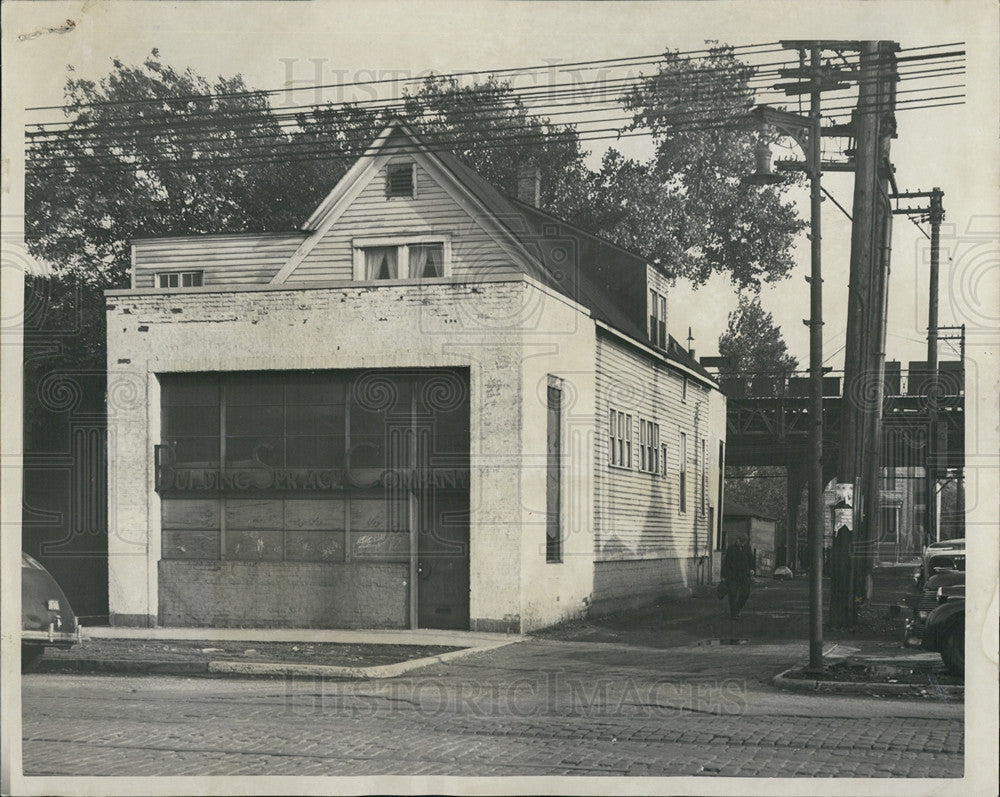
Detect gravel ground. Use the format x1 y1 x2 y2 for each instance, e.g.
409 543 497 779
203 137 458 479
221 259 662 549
783 658 964 686
38 639 462 667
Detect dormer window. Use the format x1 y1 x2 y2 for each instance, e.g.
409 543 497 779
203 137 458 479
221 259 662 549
649 289 666 349
157 270 203 289
353 236 450 281
386 162 415 198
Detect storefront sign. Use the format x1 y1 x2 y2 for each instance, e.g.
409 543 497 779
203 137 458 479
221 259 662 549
156 465 469 494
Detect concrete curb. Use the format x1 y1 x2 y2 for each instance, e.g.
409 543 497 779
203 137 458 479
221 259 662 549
207 638 517 679
37 638 520 680
39 659 212 676
772 666 965 698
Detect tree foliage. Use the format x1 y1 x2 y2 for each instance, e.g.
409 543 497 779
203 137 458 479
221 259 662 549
594 47 806 290
24 47 807 419
27 46 804 296
26 50 321 289
718 294 799 396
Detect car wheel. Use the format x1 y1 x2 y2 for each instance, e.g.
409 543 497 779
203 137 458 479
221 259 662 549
21 644 44 673
940 625 964 676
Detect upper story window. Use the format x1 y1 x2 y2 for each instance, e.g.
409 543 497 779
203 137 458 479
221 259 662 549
649 289 666 349
385 162 415 198
157 270 203 289
353 236 450 281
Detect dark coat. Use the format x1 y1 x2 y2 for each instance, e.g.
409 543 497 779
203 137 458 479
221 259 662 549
722 541 754 583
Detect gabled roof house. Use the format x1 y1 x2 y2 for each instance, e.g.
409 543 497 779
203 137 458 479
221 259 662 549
106 120 727 632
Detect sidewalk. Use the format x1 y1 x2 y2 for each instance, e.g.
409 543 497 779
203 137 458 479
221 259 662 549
34 626 523 679
532 569 963 697
33 569 960 695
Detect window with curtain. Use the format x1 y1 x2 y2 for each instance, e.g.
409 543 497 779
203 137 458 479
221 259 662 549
409 243 444 278
356 240 447 281
364 247 398 280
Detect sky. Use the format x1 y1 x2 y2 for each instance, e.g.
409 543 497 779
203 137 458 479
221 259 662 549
2 0 997 373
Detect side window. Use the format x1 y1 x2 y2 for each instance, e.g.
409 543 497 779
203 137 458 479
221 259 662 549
701 439 708 515
639 419 660 474
679 432 687 513
609 408 632 468
158 271 202 289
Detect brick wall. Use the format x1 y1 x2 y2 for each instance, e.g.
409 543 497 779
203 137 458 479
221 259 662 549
106 277 594 631
590 556 700 616
158 560 408 628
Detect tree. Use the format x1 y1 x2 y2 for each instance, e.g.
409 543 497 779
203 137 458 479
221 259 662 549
26 49 323 291
399 76 593 212
585 46 806 291
717 294 799 396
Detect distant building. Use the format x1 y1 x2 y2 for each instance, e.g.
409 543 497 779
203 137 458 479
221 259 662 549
106 120 726 632
722 501 779 576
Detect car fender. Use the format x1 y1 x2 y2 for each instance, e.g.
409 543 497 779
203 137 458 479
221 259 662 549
921 599 964 652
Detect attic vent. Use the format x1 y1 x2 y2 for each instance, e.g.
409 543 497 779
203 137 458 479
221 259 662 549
386 163 415 198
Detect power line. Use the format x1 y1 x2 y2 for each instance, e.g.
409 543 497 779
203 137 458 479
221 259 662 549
26 96 964 178
24 75 964 168
24 39 963 120
25 50 962 141
26 82 965 169
23 40 965 177
24 41 787 114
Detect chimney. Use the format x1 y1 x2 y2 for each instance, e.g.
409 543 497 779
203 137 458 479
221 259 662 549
516 165 541 206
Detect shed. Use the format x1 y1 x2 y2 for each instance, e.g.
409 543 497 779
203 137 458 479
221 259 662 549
722 501 780 576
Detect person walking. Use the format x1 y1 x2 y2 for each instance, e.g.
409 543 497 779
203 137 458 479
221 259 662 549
721 534 755 620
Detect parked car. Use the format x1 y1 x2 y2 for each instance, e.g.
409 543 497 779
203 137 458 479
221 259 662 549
912 537 965 592
922 588 965 675
21 552 82 671
899 569 964 675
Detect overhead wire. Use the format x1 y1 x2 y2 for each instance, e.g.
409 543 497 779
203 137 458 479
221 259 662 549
24 43 965 177
24 50 963 141
26 95 966 178
24 71 965 172
24 41 788 113
23 39 963 120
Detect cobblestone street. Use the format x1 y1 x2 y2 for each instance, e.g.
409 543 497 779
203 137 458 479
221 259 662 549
21 638 963 778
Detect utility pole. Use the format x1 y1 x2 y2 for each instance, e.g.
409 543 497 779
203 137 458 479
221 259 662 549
926 188 944 544
891 187 945 545
764 39 871 667
833 40 899 627
805 44 825 672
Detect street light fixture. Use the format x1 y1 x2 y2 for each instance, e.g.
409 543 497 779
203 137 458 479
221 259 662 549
746 52 825 673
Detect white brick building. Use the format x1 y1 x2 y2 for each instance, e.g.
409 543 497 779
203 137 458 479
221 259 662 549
106 121 727 632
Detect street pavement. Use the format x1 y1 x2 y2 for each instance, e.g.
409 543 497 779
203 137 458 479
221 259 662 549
21 636 963 778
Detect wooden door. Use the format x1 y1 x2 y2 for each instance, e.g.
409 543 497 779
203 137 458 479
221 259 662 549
416 489 469 629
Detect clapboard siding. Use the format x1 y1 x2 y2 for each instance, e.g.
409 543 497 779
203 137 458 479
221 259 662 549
132 234 306 288
594 332 713 561
289 160 521 283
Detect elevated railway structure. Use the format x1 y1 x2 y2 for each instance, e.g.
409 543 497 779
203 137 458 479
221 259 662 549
716 361 964 566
